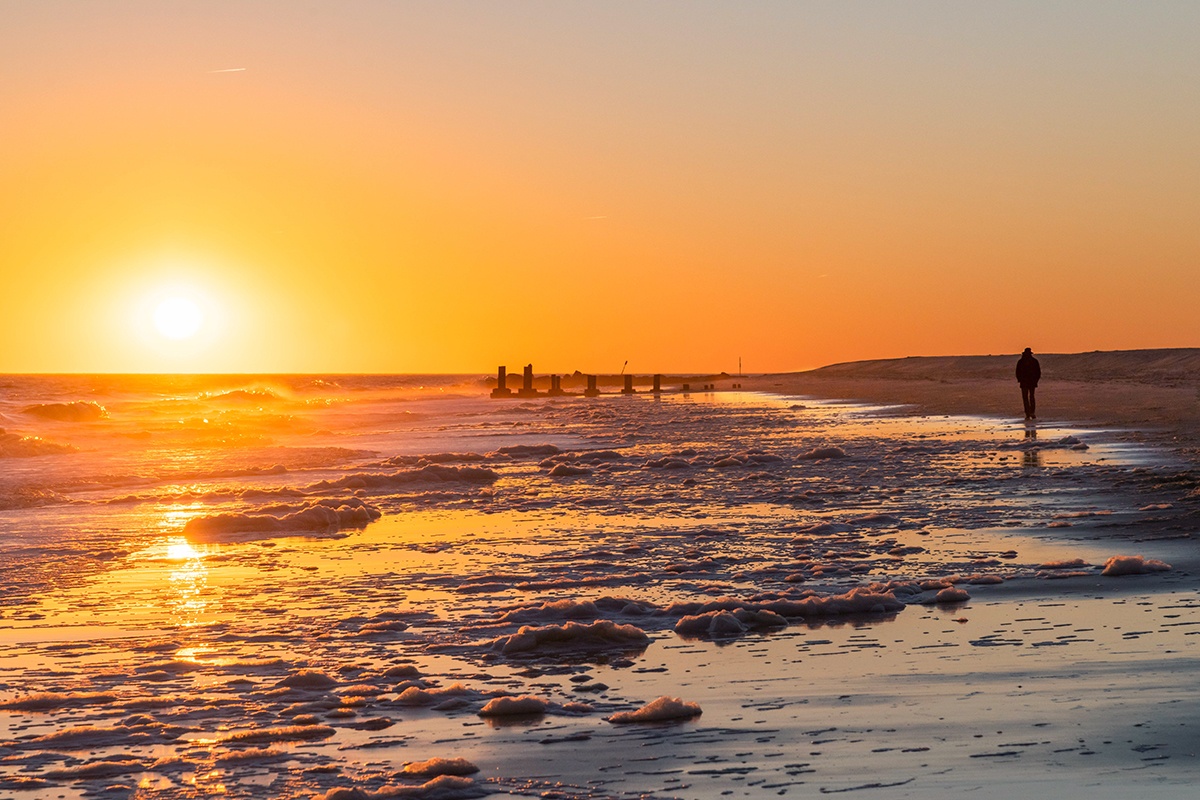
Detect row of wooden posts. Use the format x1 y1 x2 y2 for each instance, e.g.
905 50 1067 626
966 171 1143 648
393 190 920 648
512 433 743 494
490 365 728 398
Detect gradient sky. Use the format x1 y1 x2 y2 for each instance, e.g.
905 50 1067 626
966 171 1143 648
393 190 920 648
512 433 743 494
2 1 1197 374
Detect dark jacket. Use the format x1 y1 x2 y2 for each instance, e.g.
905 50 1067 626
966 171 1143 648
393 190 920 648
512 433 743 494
1016 354 1041 388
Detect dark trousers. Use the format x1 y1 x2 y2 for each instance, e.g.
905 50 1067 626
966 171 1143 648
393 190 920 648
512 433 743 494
1021 386 1036 419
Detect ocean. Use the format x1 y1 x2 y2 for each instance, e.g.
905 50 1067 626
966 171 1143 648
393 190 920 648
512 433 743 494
1 374 1197 798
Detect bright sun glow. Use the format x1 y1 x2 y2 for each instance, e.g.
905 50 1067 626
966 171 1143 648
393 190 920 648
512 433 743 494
166 541 201 560
153 296 204 339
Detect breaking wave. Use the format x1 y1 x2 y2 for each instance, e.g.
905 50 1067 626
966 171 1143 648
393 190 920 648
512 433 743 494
22 401 107 422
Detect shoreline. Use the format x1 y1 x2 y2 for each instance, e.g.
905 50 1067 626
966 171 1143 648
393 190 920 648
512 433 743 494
743 352 1200 454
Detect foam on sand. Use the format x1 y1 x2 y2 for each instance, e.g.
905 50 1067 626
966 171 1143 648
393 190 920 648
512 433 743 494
933 586 972 604
675 609 788 637
313 775 486 800
218 725 337 744
0 691 118 711
607 696 703 724
307 465 498 492
477 695 549 717
496 598 605 623
184 499 381 540
400 758 480 777
42 758 148 781
487 620 650 655
547 463 591 477
394 683 479 707
666 587 905 619
23 724 184 750
1101 555 1172 576
798 446 847 460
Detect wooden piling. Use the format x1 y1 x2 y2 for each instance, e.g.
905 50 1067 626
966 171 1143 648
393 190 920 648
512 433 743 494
517 364 539 397
490 366 513 398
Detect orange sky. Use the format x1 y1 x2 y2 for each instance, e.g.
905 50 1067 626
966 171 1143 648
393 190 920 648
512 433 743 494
2 2 1198 374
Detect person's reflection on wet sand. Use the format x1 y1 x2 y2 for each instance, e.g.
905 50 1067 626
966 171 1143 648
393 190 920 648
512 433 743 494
1023 426 1041 468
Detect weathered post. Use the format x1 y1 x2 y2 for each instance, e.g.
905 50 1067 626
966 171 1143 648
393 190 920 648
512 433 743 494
652 374 662 393
548 374 565 396
622 375 636 395
584 374 600 397
490 366 513 398
517 364 539 397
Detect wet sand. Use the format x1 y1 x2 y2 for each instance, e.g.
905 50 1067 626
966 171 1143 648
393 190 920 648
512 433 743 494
2 369 1199 798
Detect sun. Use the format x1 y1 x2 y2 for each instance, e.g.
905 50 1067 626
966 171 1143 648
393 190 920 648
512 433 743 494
153 296 205 340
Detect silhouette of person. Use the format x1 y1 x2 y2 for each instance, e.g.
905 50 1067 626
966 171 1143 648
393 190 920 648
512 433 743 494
1015 347 1041 420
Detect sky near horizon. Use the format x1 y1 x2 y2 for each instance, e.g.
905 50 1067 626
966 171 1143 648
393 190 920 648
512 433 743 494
2 1 1198 374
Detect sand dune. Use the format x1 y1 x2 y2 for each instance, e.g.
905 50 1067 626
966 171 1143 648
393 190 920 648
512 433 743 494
750 348 1200 450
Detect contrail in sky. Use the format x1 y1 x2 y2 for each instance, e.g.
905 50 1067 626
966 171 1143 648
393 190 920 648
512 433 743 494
208 67 247 73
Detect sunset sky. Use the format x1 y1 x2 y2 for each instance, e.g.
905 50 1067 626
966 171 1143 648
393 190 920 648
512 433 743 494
2 1 1197 374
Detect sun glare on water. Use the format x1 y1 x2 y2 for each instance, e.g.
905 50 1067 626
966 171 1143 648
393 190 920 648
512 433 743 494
153 296 205 340
166 541 201 560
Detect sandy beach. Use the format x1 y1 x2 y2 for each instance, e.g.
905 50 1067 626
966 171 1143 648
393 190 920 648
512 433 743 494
1 357 1198 799
748 348 1200 452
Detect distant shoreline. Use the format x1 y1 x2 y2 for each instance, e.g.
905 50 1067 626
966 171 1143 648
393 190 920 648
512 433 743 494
745 348 1200 453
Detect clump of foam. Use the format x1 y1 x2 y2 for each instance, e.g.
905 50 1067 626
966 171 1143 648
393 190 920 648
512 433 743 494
494 444 560 457
478 695 548 717
607 696 702 724
933 586 971 604
395 683 478 707
1101 555 1172 576
357 619 410 636
497 599 601 624
713 452 780 467
675 609 787 637
215 748 291 765
184 499 381 540
383 665 422 679
384 452 487 467
548 464 591 477
314 775 486 800
394 687 436 706
26 724 179 750
310 464 499 492
488 620 650 655
667 587 904 619
0 691 117 711
797 446 846 460
42 759 147 780
401 758 480 777
218 725 336 744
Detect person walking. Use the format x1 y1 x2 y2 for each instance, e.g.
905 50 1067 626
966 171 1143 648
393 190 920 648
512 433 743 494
1015 347 1041 420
